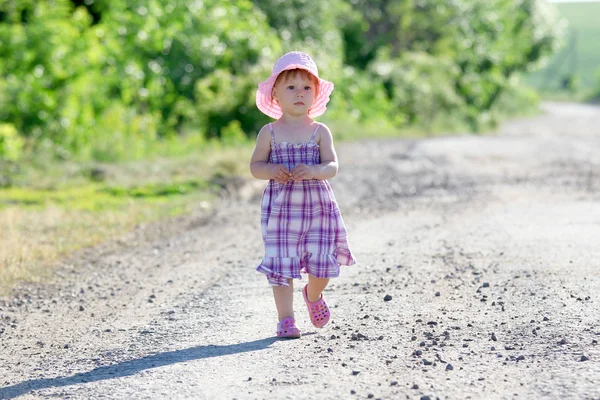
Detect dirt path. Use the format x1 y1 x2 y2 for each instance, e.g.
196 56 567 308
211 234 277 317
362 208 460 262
1 102 599 400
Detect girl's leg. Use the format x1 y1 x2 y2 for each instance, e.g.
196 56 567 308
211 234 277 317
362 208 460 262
306 275 330 302
272 279 294 321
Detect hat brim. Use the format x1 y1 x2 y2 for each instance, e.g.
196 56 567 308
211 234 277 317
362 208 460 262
256 65 334 119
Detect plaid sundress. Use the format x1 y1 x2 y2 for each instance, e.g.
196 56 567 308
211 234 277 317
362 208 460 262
256 122 356 287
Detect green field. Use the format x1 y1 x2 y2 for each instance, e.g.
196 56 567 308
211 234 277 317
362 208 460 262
527 2 600 92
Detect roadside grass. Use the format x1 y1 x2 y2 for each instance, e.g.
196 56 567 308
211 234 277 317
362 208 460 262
0 143 252 292
0 196 207 289
533 90 593 103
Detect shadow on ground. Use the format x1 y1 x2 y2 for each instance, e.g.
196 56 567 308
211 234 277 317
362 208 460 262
0 337 279 399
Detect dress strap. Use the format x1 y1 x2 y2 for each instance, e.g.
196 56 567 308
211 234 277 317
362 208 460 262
268 123 275 144
309 123 322 143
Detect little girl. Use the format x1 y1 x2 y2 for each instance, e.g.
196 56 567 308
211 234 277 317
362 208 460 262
250 51 356 339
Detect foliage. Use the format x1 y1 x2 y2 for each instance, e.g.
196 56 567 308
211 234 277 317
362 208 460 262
0 123 24 161
347 0 564 129
0 0 276 161
0 0 564 163
325 66 400 126
371 52 462 127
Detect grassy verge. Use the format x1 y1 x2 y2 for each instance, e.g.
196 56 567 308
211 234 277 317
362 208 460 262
0 144 252 291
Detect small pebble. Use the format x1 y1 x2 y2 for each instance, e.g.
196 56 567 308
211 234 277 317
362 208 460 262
483 282 490 288
384 294 393 302
390 381 398 386
446 364 454 371
435 292 440 297
352 370 360 376
580 355 589 362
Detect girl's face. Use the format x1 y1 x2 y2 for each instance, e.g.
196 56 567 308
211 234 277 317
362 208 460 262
272 70 317 117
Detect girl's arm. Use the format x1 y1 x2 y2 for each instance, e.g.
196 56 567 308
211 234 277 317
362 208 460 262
314 124 338 179
250 126 292 184
292 124 338 181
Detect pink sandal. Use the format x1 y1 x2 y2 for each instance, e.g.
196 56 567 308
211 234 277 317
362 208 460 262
303 284 330 328
277 317 301 338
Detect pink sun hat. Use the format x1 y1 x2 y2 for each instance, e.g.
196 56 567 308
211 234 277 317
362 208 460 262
256 51 334 119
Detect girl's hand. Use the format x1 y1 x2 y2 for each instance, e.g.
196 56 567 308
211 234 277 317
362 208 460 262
291 164 315 181
271 164 292 184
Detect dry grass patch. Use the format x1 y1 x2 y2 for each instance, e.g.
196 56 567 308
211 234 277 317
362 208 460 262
0 195 206 292
0 144 253 293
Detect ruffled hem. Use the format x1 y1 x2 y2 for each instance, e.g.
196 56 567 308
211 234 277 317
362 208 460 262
256 248 356 287
256 257 301 287
334 247 357 267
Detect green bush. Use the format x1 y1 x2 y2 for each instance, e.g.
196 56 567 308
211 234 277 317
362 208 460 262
0 123 24 161
326 67 399 126
0 0 277 160
345 0 564 130
371 52 463 128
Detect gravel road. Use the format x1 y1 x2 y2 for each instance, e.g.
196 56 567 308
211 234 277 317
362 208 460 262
1 102 599 400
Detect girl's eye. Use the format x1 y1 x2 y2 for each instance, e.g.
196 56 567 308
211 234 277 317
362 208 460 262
304 86 312 90
287 86 294 90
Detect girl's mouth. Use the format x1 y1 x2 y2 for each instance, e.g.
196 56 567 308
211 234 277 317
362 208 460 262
294 102 305 105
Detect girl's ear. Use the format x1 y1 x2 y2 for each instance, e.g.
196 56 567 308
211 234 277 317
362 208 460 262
271 87 277 101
